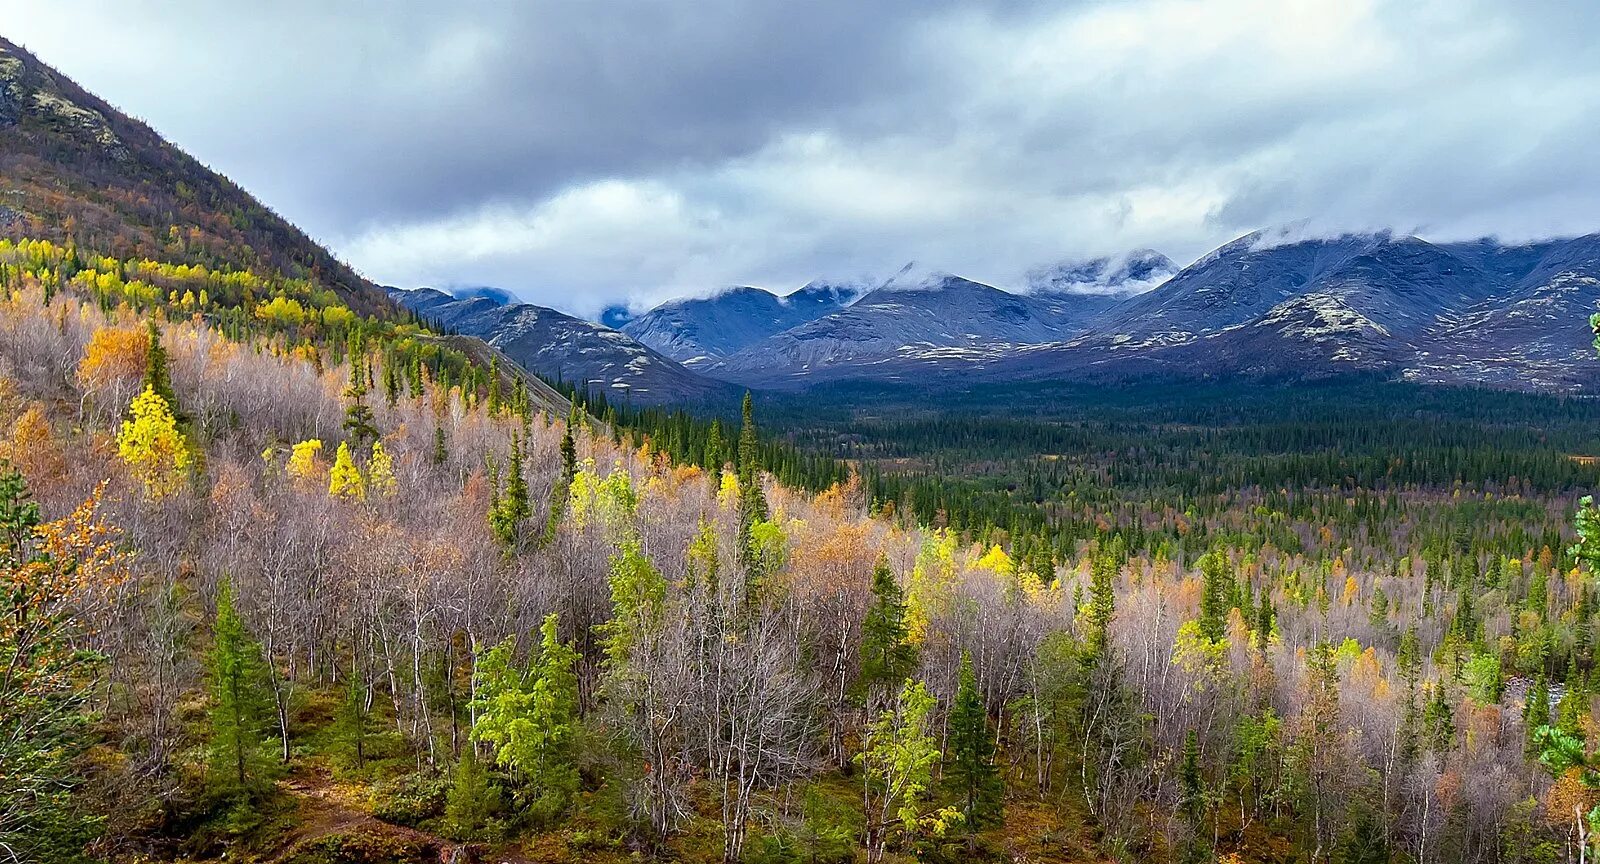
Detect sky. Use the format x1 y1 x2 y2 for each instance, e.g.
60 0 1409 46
4 0 1600 317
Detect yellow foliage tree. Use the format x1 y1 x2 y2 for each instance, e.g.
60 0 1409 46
76 325 148 399
368 441 397 497
287 439 324 482
116 386 191 499
717 470 740 510
328 441 365 501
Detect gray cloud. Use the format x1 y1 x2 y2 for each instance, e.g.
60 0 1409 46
3 0 1599 317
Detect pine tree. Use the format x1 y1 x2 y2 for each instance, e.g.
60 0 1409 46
207 582 274 796
946 652 1002 832
859 556 917 709
1178 730 1204 822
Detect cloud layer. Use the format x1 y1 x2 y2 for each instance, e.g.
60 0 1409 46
4 0 1599 316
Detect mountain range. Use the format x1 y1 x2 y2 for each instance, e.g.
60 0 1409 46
8 29 1591 407
395 229 1600 401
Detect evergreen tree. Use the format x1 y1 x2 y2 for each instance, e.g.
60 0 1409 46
342 343 378 446
946 652 1002 832
432 425 448 465
1197 548 1235 643
1178 729 1204 822
0 465 105 858
206 582 274 796
469 614 581 819
489 434 530 547
736 393 770 582
334 675 373 771
444 747 502 841
142 318 178 415
859 556 917 709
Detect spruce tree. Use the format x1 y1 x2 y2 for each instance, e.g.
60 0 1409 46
1178 730 1204 823
1197 548 1235 643
946 652 1002 832
488 434 530 548
341 340 378 446
207 582 274 796
859 556 917 709
735 393 770 584
444 747 502 841
142 319 178 411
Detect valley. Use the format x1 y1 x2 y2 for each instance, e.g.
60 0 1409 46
2 23 1600 864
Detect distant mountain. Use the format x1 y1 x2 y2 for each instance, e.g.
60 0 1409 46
622 281 863 366
390 287 726 403
706 267 1100 386
1027 249 1177 294
678 232 1600 392
993 231 1600 391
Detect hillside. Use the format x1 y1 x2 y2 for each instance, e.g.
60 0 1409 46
390 286 729 404
0 37 391 316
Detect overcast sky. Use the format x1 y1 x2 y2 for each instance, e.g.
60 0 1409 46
4 0 1599 316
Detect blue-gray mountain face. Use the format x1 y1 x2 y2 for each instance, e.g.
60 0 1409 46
688 232 1600 392
388 287 728 403
395 229 1600 400
620 282 864 367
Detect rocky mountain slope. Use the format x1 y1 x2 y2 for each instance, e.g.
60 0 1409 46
620 281 862 366
0 36 393 315
390 287 728 403
660 232 1600 392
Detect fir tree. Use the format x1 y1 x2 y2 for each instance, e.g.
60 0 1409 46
946 652 1003 832
342 342 378 446
142 319 178 415
444 747 502 841
206 582 274 795
859 556 917 709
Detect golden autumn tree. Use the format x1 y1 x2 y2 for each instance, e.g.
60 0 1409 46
116 385 191 499
286 439 323 483
328 441 365 501
367 441 397 498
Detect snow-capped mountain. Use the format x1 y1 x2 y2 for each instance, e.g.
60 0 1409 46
388 287 728 403
1027 249 1178 294
621 281 864 366
706 267 1106 385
